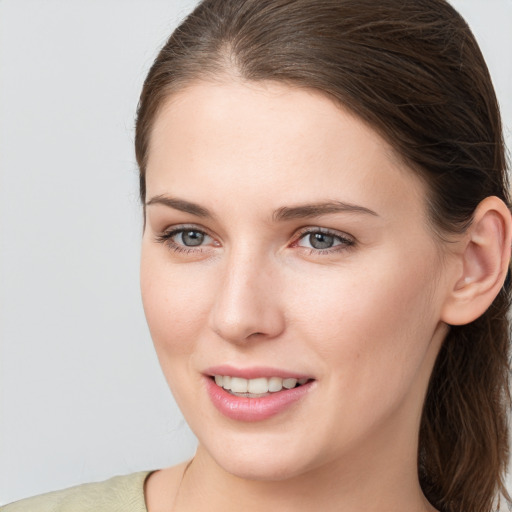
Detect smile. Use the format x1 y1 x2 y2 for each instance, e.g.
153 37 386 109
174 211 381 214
205 372 315 422
213 375 310 397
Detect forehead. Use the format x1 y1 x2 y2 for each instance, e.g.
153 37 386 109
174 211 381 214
146 79 427 221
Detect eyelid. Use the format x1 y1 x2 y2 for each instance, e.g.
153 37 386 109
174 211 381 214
154 224 219 251
294 226 354 241
292 226 356 252
156 224 201 238
153 224 355 255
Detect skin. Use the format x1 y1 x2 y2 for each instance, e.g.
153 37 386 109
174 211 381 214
140 79 482 512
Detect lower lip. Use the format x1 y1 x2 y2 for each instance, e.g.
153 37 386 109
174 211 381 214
204 377 314 422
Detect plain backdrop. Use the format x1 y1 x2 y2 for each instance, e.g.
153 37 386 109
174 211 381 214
1 0 511 505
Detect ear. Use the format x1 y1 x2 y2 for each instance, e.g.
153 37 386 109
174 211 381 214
441 196 512 326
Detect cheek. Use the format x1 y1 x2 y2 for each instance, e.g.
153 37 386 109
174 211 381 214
140 249 213 359
287 248 441 400
140 251 215 417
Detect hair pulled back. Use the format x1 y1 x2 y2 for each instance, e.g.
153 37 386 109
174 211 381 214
135 1 511 511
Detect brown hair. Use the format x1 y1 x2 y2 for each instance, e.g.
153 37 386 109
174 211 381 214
135 1 511 511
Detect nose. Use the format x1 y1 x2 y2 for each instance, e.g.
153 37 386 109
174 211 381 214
209 249 285 343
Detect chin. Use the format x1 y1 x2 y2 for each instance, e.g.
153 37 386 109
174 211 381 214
198 429 323 482
216 453 305 482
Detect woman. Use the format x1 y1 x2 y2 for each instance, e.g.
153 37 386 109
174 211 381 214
3 0 511 511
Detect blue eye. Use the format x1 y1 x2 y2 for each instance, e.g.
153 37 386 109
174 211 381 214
176 229 208 247
296 229 354 252
304 232 337 250
156 227 215 252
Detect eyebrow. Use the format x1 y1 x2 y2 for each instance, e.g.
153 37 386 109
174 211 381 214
145 195 378 221
146 195 213 218
272 201 379 222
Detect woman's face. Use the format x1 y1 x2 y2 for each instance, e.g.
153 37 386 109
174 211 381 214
140 80 451 481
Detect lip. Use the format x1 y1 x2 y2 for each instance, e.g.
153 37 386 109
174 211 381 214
204 365 311 380
204 372 315 422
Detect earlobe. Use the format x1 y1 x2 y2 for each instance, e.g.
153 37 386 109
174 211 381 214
441 196 512 326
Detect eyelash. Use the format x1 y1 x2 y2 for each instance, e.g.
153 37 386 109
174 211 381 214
293 227 355 255
154 225 216 255
155 225 355 256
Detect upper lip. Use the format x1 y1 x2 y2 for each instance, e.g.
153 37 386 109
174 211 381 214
204 365 313 380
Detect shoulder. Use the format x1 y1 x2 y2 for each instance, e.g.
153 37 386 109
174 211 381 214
1 471 153 512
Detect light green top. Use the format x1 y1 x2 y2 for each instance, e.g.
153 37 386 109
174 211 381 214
1 471 152 512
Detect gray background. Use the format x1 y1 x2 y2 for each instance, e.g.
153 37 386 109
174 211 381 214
1 0 511 505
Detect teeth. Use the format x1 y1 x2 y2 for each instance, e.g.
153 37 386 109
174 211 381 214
268 377 283 392
248 377 269 394
213 375 309 393
230 377 248 393
283 378 298 389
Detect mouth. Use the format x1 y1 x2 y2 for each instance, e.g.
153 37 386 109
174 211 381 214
211 375 312 398
204 370 315 421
